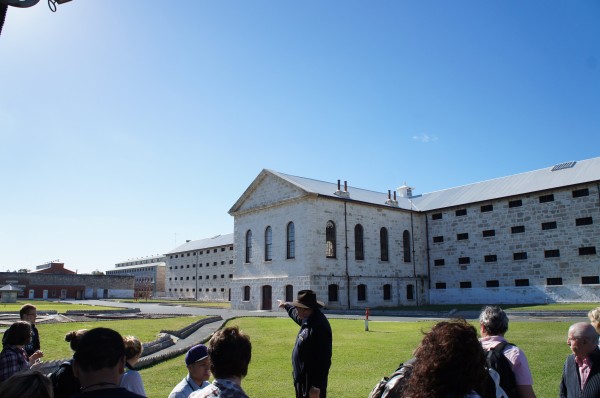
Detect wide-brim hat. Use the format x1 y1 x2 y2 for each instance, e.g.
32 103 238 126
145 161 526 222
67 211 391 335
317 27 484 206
291 290 324 309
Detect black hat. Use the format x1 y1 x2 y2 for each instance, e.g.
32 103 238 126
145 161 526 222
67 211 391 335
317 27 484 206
291 290 324 309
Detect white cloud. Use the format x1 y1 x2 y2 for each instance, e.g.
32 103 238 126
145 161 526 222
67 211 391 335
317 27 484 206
412 134 438 143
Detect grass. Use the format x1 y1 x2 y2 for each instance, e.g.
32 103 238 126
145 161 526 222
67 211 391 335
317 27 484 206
0 301 121 313
139 317 574 398
38 316 205 360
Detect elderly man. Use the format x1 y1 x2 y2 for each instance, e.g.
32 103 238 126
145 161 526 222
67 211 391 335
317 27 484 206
278 290 332 398
168 344 211 398
560 322 600 397
479 306 536 398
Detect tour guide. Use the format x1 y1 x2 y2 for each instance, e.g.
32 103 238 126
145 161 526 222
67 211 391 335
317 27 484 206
278 290 332 398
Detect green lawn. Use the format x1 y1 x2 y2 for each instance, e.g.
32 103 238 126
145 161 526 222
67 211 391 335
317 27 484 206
0 301 121 313
38 316 205 360
139 317 573 398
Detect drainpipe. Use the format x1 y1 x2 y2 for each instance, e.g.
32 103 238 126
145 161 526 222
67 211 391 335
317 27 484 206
409 201 417 305
195 251 199 300
344 200 350 310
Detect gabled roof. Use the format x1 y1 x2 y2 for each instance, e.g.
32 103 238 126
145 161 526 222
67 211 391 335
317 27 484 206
230 157 600 214
166 233 234 255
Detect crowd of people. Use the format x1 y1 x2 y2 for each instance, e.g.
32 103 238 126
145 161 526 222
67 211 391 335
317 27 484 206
1 299 600 397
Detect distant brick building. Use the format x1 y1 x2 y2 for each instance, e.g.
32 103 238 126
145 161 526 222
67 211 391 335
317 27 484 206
0 262 135 299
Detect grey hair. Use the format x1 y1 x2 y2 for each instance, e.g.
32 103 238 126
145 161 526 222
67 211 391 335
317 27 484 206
569 322 598 341
479 306 509 335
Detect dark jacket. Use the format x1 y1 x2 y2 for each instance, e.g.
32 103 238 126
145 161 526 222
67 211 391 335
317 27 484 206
285 304 332 398
560 347 600 398
24 324 40 358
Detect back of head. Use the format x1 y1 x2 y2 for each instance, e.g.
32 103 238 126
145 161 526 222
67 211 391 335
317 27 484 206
123 335 143 360
65 329 88 352
588 307 600 332
0 370 53 398
479 305 509 335
208 326 252 379
403 319 487 398
3 321 32 346
73 327 125 372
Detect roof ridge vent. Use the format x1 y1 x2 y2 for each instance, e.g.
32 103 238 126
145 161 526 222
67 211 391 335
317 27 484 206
551 161 577 171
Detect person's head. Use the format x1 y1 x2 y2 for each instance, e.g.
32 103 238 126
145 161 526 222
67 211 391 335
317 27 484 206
185 344 211 385
567 322 599 360
588 307 600 333
123 335 143 364
403 319 488 398
291 290 324 320
65 329 88 352
479 305 509 336
19 304 37 325
73 327 125 379
3 321 32 347
0 370 53 398
208 326 251 381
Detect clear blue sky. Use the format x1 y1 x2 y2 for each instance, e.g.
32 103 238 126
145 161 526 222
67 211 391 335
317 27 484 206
1 1 598 273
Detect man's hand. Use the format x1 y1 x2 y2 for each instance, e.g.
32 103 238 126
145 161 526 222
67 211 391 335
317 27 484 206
277 300 286 309
29 350 43 364
309 386 320 398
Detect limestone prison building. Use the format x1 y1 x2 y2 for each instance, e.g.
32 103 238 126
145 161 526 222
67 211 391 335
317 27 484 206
228 157 600 310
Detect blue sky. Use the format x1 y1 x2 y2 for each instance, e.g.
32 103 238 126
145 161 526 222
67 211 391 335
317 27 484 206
1 1 599 273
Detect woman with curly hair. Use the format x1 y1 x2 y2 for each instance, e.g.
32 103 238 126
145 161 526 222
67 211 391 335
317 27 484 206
120 335 146 396
401 319 490 398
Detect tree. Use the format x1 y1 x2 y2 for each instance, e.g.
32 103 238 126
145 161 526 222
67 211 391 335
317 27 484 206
91 270 105 275
17 268 30 273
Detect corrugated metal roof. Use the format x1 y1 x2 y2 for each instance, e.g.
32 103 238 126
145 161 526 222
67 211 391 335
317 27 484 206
269 156 600 212
166 233 234 254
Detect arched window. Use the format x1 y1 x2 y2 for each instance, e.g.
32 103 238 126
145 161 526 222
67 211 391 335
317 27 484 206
264 226 272 261
354 224 364 260
357 284 367 301
407 284 414 300
380 227 389 261
285 284 294 302
245 230 253 263
243 286 250 301
287 222 295 259
403 230 411 263
328 284 339 302
383 284 391 300
326 221 336 258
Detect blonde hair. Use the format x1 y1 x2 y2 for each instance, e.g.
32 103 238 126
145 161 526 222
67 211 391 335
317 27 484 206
588 307 600 333
123 335 143 360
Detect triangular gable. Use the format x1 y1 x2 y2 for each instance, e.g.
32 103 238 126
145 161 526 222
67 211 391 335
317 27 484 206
229 169 314 215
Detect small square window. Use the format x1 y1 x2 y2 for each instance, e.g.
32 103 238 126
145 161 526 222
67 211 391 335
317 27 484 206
434 259 445 266
539 194 554 203
547 277 563 286
482 229 496 237
513 252 528 260
508 199 522 208
486 280 499 288
484 255 497 263
435 282 446 289
515 279 529 287
229 274 233 278
579 246 597 256
460 281 472 288
455 209 467 216
572 188 589 198
576 217 593 226
432 213 442 220
457 233 469 240
511 226 525 234
582 276 600 284
221 247 226 251
229 260 234 264
542 221 557 230
480 204 493 212
545 249 560 258
433 236 444 243
458 257 471 265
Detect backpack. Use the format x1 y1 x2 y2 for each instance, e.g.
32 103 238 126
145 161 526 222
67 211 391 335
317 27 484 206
485 342 518 398
48 360 81 398
368 358 415 398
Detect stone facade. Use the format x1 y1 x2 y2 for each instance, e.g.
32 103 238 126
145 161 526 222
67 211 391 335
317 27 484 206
229 163 600 310
106 255 166 298
166 234 234 300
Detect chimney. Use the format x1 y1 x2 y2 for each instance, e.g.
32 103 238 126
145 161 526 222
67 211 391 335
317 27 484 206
385 188 399 207
344 180 348 192
334 178 350 198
